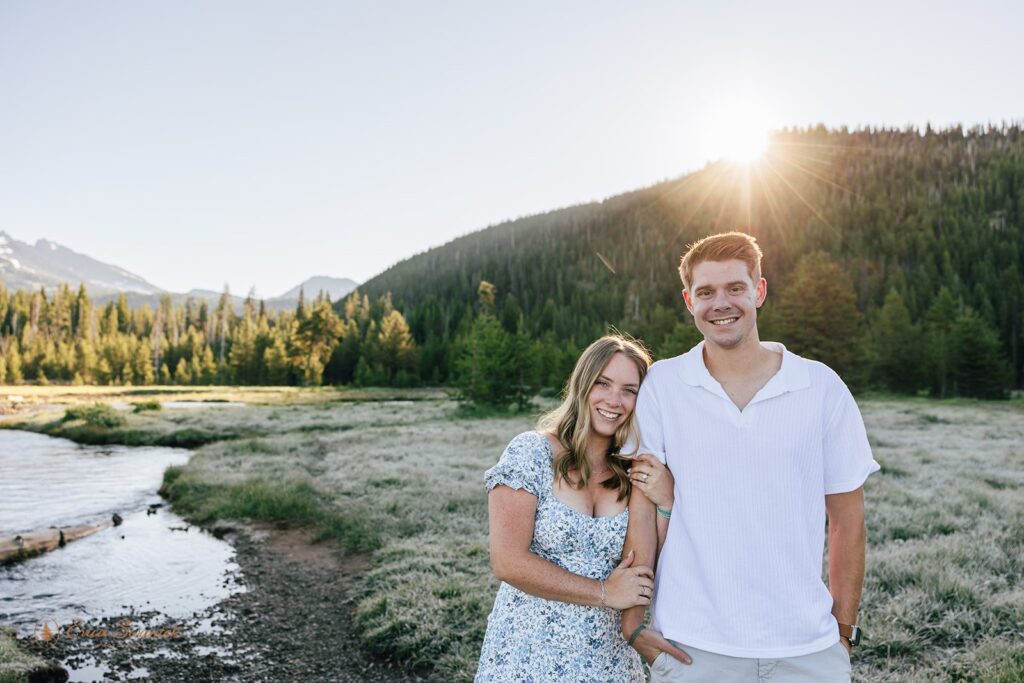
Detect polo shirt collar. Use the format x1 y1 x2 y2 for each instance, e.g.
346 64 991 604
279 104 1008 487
678 340 811 401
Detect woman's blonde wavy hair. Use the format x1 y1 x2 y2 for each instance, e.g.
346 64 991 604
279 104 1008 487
538 335 652 501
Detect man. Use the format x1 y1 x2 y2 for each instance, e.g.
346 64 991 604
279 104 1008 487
621 232 878 682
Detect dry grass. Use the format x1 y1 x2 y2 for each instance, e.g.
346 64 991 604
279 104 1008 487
0 626 46 683
4 390 1022 681
854 399 1024 682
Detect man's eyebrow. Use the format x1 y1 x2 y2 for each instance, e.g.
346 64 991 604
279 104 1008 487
695 281 747 289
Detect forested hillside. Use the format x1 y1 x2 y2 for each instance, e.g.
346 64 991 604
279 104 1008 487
0 285 416 388
357 124 1022 396
0 125 1019 397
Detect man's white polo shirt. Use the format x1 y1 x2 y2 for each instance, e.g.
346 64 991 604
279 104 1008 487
636 341 879 658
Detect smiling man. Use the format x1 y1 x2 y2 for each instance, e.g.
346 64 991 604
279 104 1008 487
621 232 879 682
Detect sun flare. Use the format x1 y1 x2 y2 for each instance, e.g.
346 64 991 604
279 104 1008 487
720 125 769 164
699 98 773 166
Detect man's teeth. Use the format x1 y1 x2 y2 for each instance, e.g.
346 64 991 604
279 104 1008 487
597 408 620 420
711 317 738 326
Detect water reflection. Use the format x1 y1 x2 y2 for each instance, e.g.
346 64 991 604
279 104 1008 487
0 430 244 637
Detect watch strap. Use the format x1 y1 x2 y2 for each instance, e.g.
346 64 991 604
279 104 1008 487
837 622 861 646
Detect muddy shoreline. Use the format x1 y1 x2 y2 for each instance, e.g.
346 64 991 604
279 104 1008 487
18 525 409 682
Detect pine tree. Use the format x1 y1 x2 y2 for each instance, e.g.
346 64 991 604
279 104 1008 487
200 345 218 385
229 300 260 384
951 308 1011 399
375 310 418 384
658 321 703 360
175 357 193 385
871 288 922 392
454 313 514 406
921 288 958 397
773 252 867 387
508 320 539 409
263 334 292 385
292 298 343 386
325 319 361 384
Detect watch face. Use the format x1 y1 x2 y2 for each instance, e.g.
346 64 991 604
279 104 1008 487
850 626 862 646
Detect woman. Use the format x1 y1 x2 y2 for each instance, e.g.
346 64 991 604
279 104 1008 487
475 335 674 682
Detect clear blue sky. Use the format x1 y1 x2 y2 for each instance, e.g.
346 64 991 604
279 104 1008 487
1 1 1020 297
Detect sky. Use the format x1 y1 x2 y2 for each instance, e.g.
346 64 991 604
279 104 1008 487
0 1 1021 297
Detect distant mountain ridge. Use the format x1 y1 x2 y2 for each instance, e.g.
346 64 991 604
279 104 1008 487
276 276 359 303
0 230 162 296
0 230 358 309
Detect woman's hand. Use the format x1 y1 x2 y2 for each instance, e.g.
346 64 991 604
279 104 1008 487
628 453 674 510
603 550 655 610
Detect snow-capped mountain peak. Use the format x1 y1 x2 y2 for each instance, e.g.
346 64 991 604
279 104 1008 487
0 231 163 296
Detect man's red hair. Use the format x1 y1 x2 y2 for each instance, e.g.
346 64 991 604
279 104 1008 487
678 232 763 290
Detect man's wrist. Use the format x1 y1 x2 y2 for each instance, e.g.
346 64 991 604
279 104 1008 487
620 611 643 639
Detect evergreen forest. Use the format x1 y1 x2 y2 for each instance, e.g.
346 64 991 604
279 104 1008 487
0 124 1020 401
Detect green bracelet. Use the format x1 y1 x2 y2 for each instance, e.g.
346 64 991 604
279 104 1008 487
627 624 647 647
656 506 672 519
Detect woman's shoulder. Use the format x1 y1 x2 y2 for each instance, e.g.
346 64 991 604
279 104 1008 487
485 431 553 495
504 430 554 461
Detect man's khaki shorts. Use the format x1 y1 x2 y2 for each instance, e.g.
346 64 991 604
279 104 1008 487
649 640 851 682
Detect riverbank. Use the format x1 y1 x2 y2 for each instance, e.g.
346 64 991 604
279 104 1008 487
2 386 531 681
0 627 64 683
3 388 1023 681
15 524 399 683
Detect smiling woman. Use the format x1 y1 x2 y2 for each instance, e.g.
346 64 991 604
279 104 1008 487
475 335 654 682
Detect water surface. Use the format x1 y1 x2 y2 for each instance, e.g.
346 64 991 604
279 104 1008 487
0 430 244 638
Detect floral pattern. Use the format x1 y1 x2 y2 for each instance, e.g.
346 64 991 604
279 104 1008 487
475 431 645 682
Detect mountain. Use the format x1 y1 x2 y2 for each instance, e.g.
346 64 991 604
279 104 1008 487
356 124 1024 387
269 276 359 307
0 231 162 296
0 231 359 311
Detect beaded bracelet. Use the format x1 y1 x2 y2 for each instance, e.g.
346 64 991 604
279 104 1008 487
599 578 607 606
656 506 672 519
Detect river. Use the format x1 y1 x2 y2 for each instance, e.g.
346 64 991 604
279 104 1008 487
0 429 245 678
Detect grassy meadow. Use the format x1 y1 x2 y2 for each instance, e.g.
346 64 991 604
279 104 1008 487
1 388 1022 681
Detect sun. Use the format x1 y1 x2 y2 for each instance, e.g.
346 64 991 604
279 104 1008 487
720 125 769 165
698 98 773 166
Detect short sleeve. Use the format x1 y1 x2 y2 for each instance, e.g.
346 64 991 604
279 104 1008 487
822 382 880 494
485 432 549 497
634 380 667 464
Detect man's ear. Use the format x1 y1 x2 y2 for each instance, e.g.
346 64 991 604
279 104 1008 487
682 288 695 314
755 278 767 307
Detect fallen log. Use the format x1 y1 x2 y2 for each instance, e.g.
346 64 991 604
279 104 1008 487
0 514 121 564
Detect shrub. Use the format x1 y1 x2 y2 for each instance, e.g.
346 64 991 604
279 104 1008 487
62 403 126 428
132 400 162 413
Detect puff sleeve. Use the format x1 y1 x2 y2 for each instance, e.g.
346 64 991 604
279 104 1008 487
484 432 548 498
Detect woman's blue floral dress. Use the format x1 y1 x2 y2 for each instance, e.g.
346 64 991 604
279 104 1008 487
475 431 645 682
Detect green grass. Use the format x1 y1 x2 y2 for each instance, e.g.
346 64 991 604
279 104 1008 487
132 400 163 413
160 467 383 554
62 402 125 427
8 392 1023 682
0 626 48 683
